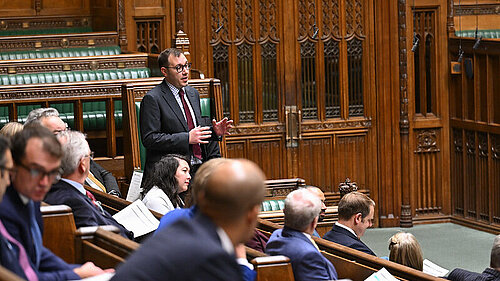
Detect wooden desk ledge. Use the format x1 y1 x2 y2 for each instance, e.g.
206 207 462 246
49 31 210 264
251 255 290 266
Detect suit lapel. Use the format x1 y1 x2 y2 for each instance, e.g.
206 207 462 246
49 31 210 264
334 224 360 241
159 81 189 131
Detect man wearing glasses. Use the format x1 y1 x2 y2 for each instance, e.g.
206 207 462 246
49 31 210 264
140 48 233 180
0 125 112 280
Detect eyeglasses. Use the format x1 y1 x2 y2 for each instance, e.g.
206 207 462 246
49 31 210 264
84 151 95 160
0 165 15 174
165 62 192 73
16 162 62 183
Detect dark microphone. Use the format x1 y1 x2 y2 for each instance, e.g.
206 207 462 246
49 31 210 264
215 24 224 33
411 34 419 52
473 36 482 50
457 49 464 62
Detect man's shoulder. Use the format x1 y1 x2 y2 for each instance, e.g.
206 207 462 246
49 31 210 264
448 268 483 281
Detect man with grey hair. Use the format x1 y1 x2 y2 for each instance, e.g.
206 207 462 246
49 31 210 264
448 234 500 280
44 130 133 239
25 107 121 197
266 189 338 281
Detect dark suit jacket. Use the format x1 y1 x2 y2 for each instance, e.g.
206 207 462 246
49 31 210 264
0 229 27 280
322 224 376 256
45 180 133 239
0 185 79 281
89 159 121 196
266 227 338 281
111 214 244 281
140 79 221 173
448 268 500 281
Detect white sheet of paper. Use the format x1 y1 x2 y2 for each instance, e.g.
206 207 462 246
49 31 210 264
423 259 449 277
364 268 399 281
112 200 159 238
76 272 114 281
126 170 143 202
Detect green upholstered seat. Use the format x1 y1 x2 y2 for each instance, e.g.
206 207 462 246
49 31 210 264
261 199 285 211
0 27 93 37
0 68 151 86
0 46 121 61
455 30 500 39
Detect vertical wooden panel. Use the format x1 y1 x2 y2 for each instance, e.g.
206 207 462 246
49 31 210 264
491 134 500 224
248 139 284 180
334 134 367 191
464 130 476 218
226 140 246 159
477 132 488 221
451 129 464 216
298 136 333 190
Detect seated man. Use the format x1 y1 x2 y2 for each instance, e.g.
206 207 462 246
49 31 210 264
448 234 500 281
322 191 376 256
25 108 121 197
266 188 338 281
111 159 266 281
305 186 327 238
0 124 112 280
44 130 133 239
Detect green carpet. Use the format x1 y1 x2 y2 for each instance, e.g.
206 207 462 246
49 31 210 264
362 223 497 274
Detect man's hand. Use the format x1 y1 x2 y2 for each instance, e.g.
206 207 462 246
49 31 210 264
212 117 234 136
73 262 114 278
189 126 212 144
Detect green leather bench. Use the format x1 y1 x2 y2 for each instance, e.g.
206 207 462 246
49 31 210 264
455 30 500 39
0 27 93 37
0 68 150 85
0 46 121 60
261 200 285 212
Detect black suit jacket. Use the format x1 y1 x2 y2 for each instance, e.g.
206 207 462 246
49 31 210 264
89 159 121 196
111 214 244 281
322 224 376 256
0 185 79 281
448 268 500 281
140 79 220 173
45 180 133 239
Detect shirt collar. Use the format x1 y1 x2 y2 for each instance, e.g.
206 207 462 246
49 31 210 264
166 81 183 96
215 226 234 255
18 193 30 205
61 178 86 195
335 221 358 238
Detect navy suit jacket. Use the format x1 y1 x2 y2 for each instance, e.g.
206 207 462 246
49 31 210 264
45 180 133 239
323 224 376 256
448 268 500 281
140 79 220 174
266 227 338 281
0 185 79 281
111 214 244 281
89 159 121 196
0 229 27 279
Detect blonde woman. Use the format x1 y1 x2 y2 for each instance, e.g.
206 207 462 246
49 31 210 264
0 122 23 138
388 232 424 271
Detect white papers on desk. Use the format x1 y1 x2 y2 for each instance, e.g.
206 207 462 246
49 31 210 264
77 272 114 281
112 200 159 238
126 170 143 202
364 268 398 281
423 259 449 277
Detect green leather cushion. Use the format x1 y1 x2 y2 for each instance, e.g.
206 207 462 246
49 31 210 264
455 30 500 39
261 199 285 211
0 46 121 61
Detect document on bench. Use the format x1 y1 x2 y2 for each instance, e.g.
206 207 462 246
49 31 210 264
423 258 449 277
112 199 159 238
76 272 114 281
364 267 398 281
126 170 143 202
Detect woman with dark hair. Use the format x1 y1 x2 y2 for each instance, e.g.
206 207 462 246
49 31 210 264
141 154 191 215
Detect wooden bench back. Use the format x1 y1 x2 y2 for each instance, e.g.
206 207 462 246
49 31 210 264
0 265 24 281
41 204 77 264
252 256 295 281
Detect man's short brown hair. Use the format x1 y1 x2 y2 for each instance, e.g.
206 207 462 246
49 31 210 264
338 191 375 221
158 48 183 69
12 124 62 165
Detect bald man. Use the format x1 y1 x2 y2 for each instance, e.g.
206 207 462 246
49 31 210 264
111 159 266 281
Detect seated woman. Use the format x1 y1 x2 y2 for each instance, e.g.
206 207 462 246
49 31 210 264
141 154 191 215
388 232 424 271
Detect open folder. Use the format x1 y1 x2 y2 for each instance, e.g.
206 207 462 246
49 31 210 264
112 199 159 238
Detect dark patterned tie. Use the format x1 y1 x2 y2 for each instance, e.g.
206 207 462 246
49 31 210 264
28 201 42 269
179 89 202 160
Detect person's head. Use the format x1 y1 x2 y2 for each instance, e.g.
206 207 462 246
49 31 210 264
284 188 322 234
306 186 326 222
141 154 191 208
491 235 500 270
25 108 67 135
337 191 375 238
388 232 424 271
158 48 190 89
197 159 266 245
0 135 12 201
11 124 62 201
189 158 231 205
59 130 92 184
0 122 23 139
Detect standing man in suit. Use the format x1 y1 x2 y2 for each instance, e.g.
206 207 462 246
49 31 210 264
25 108 121 197
266 189 338 281
45 130 133 239
111 159 266 281
140 48 232 179
448 234 500 281
322 191 376 256
0 125 112 280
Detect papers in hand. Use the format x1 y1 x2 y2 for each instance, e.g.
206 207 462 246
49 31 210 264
112 200 159 238
423 259 449 277
126 170 143 202
364 268 398 281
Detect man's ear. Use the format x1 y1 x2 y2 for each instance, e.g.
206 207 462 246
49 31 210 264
354 213 362 224
79 158 87 173
160 67 168 77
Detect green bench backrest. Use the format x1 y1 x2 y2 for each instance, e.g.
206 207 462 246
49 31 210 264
134 97 212 170
455 29 500 39
0 68 150 86
0 27 93 36
261 200 285 212
0 46 121 60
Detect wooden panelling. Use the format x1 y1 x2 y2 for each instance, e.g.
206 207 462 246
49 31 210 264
335 134 367 192
90 0 117 32
298 136 334 190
